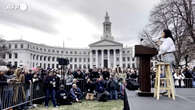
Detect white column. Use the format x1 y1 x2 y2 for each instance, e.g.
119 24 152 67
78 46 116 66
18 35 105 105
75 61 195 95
101 49 104 68
96 49 98 68
107 49 110 68
113 49 116 68
90 50 92 68
120 49 122 68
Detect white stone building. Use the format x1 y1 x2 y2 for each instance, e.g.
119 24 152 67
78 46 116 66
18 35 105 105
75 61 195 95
1 13 136 70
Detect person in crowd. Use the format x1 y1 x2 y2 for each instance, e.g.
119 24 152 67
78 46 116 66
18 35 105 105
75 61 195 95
56 85 72 105
65 69 74 91
24 69 33 108
0 66 9 110
107 73 118 100
90 68 100 80
73 70 84 80
44 71 57 108
174 69 185 88
84 69 90 80
1 65 16 109
119 79 126 99
102 68 110 80
85 78 95 100
96 76 109 102
183 67 193 78
53 71 60 91
115 65 122 74
70 84 83 102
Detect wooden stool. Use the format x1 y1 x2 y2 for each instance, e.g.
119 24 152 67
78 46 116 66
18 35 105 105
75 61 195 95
154 62 175 100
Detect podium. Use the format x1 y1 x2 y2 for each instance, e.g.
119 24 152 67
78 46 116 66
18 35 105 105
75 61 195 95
134 45 158 96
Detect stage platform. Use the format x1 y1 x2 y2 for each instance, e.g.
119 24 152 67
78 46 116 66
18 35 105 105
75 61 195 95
124 88 195 110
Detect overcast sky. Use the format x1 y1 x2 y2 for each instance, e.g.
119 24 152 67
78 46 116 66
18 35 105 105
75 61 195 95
0 0 160 48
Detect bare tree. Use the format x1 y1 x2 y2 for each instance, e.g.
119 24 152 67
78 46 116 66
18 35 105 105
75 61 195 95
139 0 195 67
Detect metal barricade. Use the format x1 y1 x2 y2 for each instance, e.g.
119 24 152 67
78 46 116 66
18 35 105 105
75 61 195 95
0 82 45 110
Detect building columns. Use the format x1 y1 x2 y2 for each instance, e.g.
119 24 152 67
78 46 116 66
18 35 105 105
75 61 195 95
96 50 98 68
120 49 122 67
90 50 92 68
113 49 116 68
107 49 110 68
101 50 104 68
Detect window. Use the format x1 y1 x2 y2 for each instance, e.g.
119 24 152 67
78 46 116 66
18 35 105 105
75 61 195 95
36 55 39 60
14 53 18 59
74 58 77 62
48 64 50 68
44 49 46 52
123 57 126 61
79 64 82 69
70 57 73 62
123 51 125 54
83 58 86 62
56 64 59 68
88 58 90 62
14 61 18 67
127 51 130 53
44 63 46 69
70 51 73 54
9 44 11 49
127 57 130 61
21 44 23 48
33 55 35 60
79 58 82 62
61 51 64 54
74 64 77 69
57 50 59 54
48 57 50 61
40 56 42 61
40 48 42 51
116 57 119 61
52 64 55 68
52 50 55 53
52 57 55 61
66 51 68 54
123 64 126 68
15 44 17 49
40 63 42 68
132 58 135 61
75 51 77 54
44 56 46 61
48 49 50 52
9 53 12 59
93 58 95 62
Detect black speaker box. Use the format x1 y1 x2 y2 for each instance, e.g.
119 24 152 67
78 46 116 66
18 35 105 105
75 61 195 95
57 58 69 65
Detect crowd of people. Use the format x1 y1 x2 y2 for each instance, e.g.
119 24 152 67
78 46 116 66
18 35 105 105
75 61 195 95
0 64 195 109
0 65 138 109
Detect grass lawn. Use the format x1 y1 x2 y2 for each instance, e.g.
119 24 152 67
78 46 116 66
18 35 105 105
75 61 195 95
31 100 123 110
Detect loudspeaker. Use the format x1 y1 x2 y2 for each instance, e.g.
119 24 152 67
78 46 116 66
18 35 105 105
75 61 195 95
126 79 139 90
57 58 69 65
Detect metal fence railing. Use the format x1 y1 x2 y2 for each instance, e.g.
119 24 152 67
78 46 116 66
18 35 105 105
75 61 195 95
0 82 45 110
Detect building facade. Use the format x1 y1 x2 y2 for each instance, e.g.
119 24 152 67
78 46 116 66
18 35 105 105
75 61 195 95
1 13 136 70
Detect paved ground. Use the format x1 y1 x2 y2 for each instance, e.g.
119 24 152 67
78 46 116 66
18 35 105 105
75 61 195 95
126 88 195 110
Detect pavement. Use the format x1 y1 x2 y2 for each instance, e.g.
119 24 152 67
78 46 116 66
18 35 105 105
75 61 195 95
126 88 195 110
